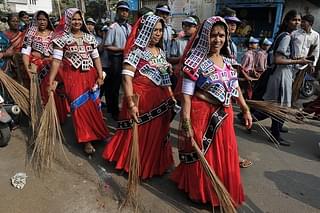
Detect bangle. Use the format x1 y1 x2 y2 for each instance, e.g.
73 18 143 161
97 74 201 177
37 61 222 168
181 118 191 131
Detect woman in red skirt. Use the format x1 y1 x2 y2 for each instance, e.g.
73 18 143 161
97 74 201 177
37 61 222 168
48 8 109 154
21 10 68 123
171 16 252 207
102 15 175 179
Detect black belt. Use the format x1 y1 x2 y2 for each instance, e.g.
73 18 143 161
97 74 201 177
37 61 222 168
38 64 50 83
117 98 175 130
38 64 65 97
179 107 228 164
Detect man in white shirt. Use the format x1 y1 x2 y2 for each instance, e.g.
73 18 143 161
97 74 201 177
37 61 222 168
105 1 132 120
291 14 319 73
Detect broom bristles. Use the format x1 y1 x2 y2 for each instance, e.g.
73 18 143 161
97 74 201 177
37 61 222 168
121 94 140 211
0 69 30 117
246 100 306 124
191 138 237 213
29 63 43 137
292 68 307 103
30 91 65 174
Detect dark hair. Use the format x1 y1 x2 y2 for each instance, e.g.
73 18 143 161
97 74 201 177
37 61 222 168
302 14 314 26
7 13 19 22
18 11 28 18
36 10 48 20
278 10 301 34
217 7 236 17
259 37 266 47
138 7 153 18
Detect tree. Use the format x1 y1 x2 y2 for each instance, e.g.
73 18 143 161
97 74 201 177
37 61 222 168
85 0 107 21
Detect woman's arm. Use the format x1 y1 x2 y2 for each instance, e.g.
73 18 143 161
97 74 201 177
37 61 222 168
274 35 312 65
22 54 31 77
274 53 311 65
93 57 104 85
181 76 196 138
48 58 61 90
182 94 193 138
236 87 252 129
122 63 139 122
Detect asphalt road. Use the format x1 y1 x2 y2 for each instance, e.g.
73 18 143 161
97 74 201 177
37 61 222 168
0 101 319 213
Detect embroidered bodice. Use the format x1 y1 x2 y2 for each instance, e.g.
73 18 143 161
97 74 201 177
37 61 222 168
196 58 239 106
31 32 53 57
53 33 97 71
124 47 172 86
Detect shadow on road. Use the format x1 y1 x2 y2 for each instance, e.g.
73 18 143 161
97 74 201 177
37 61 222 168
265 170 320 209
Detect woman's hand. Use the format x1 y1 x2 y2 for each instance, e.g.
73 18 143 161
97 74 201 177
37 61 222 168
96 77 104 87
5 48 14 57
297 58 312 65
128 105 139 123
243 111 253 129
47 81 57 95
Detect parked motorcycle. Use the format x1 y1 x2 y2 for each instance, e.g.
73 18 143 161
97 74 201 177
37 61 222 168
0 90 21 147
301 72 316 98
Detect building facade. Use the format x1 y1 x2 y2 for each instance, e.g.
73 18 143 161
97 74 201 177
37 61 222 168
6 0 53 14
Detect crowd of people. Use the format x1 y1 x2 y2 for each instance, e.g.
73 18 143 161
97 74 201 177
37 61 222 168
0 1 319 209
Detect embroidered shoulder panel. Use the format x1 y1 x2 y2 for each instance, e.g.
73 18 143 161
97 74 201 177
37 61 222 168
59 34 96 71
197 58 239 106
83 33 98 49
125 47 143 68
137 48 172 87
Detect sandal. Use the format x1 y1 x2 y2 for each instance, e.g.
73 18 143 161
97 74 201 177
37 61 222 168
84 143 96 155
239 159 253 168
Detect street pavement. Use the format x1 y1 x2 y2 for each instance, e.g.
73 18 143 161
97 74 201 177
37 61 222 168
0 101 319 213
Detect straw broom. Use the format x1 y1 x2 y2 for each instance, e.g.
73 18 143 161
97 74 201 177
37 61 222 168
0 69 30 117
246 100 305 124
190 137 237 213
121 94 140 211
29 63 43 137
30 82 65 173
292 67 308 104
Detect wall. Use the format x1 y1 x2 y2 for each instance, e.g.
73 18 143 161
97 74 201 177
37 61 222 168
284 0 320 32
169 0 216 31
8 0 52 14
141 0 215 31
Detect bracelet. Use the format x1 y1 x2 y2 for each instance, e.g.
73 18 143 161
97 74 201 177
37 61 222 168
241 105 250 113
181 118 191 131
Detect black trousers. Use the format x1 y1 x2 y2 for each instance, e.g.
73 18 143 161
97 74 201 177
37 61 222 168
99 67 109 99
251 109 283 139
105 54 123 117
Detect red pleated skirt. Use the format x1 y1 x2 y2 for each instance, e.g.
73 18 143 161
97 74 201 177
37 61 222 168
102 75 174 179
171 96 244 207
61 61 109 143
31 56 68 123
